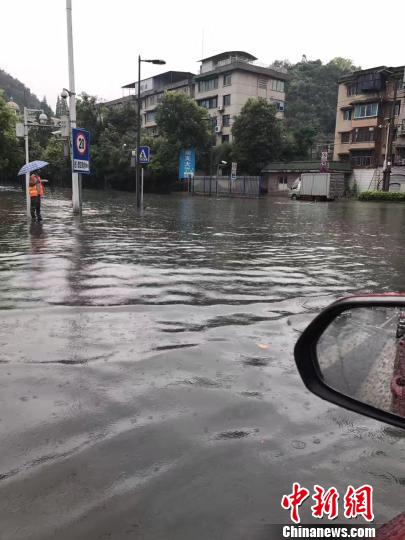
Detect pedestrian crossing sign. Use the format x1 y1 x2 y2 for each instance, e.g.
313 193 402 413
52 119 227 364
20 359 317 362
138 146 150 164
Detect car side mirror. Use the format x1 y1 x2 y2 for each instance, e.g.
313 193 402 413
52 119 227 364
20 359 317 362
294 295 405 429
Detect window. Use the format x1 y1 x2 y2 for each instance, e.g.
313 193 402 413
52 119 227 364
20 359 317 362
258 78 268 89
352 127 376 143
272 100 285 112
156 93 164 103
209 116 217 130
145 111 155 123
222 114 230 127
350 150 375 167
198 77 218 92
278 176 289 191
146 95 156 107
353 102 378 119
343 109 352 121
198 97 218 109
395 101 401 117
147 126 158 137
223 94 231 106
223 73 232 86
347 83 358 96
341 132 351 143
270 79 285 92
222 134 230 143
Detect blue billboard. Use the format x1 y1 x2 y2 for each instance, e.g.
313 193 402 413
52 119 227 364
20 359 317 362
179 148 196 179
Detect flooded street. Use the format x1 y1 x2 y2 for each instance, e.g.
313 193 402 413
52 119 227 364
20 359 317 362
1 188 405 539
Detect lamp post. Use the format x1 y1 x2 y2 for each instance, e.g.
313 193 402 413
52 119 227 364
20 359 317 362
216 160 227 177
65 0 80 213
136 56 165 209
23 108 48 217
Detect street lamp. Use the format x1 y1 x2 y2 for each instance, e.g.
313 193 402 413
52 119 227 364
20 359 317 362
136 56 166 209
216 160 227 177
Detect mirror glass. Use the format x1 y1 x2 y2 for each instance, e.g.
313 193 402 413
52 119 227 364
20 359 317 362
317 306 405 419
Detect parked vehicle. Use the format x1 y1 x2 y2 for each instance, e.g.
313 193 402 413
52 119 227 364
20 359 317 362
289 172 345 201
295 295 405 538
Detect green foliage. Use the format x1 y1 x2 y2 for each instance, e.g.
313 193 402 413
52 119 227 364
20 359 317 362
284 57 360 137
76 93 105 143
155 92 211 149
0 91 24 182
147 92 212 187
41 138 71 186
358 191 405 201
281 126 317 161
232 98 284 174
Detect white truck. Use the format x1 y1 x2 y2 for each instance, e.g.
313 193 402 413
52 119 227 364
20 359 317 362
289 172 345 201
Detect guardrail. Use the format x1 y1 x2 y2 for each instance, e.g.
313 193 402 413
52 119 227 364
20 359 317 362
191 176 261 198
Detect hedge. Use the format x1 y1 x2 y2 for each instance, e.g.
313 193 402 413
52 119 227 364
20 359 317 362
358 191 405 201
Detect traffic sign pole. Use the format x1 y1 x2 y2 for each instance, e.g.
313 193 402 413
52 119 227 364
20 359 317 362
66 0 80 214
141 167 144 210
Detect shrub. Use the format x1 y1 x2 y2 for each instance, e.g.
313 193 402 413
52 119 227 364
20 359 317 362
358 191 405 201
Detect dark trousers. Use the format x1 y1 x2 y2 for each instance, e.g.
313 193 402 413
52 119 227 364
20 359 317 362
30 196 42 220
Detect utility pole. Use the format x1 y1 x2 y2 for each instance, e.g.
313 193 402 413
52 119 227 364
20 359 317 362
136 55 141 209
23 107 30 218
382 76 398 192
66 0 81 213
135 56 165 209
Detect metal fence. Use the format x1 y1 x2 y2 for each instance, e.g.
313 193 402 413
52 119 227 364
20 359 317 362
191 176 261 198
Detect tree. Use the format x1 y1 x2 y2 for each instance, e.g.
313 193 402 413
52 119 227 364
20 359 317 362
232 98 284 174
155 92 211 149
76 93 104 143
284 57 360 137
0 91 24 182
42 137 71 187
281 126 317 161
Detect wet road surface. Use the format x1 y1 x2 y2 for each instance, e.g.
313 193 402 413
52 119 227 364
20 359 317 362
1 188 405 539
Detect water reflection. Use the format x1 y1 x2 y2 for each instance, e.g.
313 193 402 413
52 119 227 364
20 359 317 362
0 192 405 309
1 190 405 538
317 307 405 418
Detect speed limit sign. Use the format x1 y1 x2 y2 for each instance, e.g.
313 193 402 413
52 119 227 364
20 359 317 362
72 128 91 173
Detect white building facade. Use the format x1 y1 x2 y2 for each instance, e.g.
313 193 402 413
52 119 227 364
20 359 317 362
194 51 287 145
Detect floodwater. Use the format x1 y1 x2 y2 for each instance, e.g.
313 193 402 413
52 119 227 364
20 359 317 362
0 188 405 539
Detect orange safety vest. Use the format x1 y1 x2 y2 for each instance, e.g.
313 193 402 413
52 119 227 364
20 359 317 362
29 174 44 198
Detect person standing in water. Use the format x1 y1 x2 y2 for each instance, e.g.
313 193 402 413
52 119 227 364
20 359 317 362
29 171 44 222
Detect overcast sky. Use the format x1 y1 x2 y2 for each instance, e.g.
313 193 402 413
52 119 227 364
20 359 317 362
2 0 405 111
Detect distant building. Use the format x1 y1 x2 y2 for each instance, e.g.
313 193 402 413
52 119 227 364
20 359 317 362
194 51 288 145
333 65 405 190
262 161 352 194
110 52 287 144
6 97 20 115
121 71 195 137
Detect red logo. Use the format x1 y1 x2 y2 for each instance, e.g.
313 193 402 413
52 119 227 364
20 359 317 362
281 483 374 524
281 482 310 524
76 133 87 155
344 485 374 522
311 485 339 520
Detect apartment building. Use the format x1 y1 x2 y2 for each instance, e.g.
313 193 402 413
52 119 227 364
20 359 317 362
333 66 405 169
113 51 287 144
194 51 288 144
121 71 195 136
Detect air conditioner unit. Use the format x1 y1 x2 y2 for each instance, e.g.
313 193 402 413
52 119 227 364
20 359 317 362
214 126 222 133
217 105 224 112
